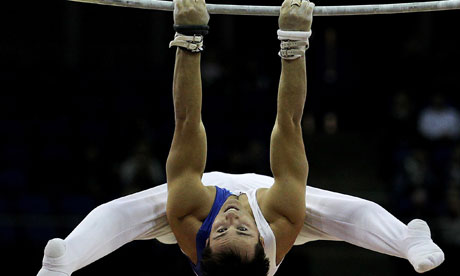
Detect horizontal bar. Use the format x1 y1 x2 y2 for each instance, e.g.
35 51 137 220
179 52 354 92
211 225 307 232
69 0 460 16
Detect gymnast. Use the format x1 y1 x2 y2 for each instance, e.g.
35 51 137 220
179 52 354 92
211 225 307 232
37 0 444 275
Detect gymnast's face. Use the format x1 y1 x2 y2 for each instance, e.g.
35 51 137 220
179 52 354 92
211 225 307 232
208 196 261 258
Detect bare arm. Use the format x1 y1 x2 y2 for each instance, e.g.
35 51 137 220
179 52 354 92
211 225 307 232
271 56 308 183
268 56 309 221
264 0 314 224
166 0 212 219
167 49 206 182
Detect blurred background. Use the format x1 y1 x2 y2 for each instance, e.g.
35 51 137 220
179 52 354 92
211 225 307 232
1 0 460 275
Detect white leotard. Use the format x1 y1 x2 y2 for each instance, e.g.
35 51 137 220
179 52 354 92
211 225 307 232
39 171 413 276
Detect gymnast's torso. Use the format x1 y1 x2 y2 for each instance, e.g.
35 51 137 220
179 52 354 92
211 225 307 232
166 172 303 275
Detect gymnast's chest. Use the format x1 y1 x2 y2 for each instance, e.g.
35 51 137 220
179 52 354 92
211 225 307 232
169 215 202 264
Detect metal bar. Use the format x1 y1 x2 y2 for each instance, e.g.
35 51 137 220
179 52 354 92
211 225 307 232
68 0 460 16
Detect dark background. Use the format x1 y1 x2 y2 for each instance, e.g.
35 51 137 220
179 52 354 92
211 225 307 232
1 0 460 275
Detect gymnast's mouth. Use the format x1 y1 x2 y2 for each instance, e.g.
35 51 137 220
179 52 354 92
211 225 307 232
224 206 239 213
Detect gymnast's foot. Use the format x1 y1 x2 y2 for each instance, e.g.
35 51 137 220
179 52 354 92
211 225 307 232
37 238 69 276
405 219 445 273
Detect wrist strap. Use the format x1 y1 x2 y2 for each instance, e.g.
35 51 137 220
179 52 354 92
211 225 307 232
173 25 209 36
169 33 204 53
277 29 312 60
277 29 312 41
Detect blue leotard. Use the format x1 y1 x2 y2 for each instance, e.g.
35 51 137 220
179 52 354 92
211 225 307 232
191 186 233 275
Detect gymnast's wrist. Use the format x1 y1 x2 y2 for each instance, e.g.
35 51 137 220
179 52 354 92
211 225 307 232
169 25 209 53
277 29 311 60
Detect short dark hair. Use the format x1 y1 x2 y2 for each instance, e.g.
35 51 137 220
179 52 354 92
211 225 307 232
200 240 270 276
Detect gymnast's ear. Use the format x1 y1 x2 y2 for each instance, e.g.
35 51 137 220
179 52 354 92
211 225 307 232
259 236 265 248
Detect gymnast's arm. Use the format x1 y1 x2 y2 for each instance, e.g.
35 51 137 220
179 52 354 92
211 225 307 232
166 0 214 220
265 55 309 224
263 0 311 226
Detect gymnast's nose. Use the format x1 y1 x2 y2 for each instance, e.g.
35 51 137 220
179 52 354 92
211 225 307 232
225 210 239 221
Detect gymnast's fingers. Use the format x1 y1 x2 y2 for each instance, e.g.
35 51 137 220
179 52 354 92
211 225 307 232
280 0 290 12
174 0 209 26
290 0 302 8
197 0 207 7
301 1 314 31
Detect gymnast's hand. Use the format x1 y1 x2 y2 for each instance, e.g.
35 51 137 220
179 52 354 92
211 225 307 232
174 0 210 26
279 0 314 31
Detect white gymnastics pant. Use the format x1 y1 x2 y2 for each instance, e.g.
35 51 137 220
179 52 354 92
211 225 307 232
37 172 440 275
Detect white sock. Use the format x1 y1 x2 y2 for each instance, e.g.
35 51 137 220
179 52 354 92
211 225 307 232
37 239 69 276
44 238 66 258
405 219 445 273
37 268 68 276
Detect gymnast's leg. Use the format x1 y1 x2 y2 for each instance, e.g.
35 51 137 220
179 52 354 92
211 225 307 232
37 177 445 274
37 184 170 276
298 186 445 273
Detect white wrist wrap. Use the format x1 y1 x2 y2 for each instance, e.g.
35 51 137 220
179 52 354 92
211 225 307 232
169 32 204 53
277 29 312 60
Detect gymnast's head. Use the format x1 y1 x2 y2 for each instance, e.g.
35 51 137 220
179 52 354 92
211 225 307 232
200 197 270 276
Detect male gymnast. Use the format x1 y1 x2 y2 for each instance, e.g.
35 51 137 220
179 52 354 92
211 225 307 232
37 0 444 275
